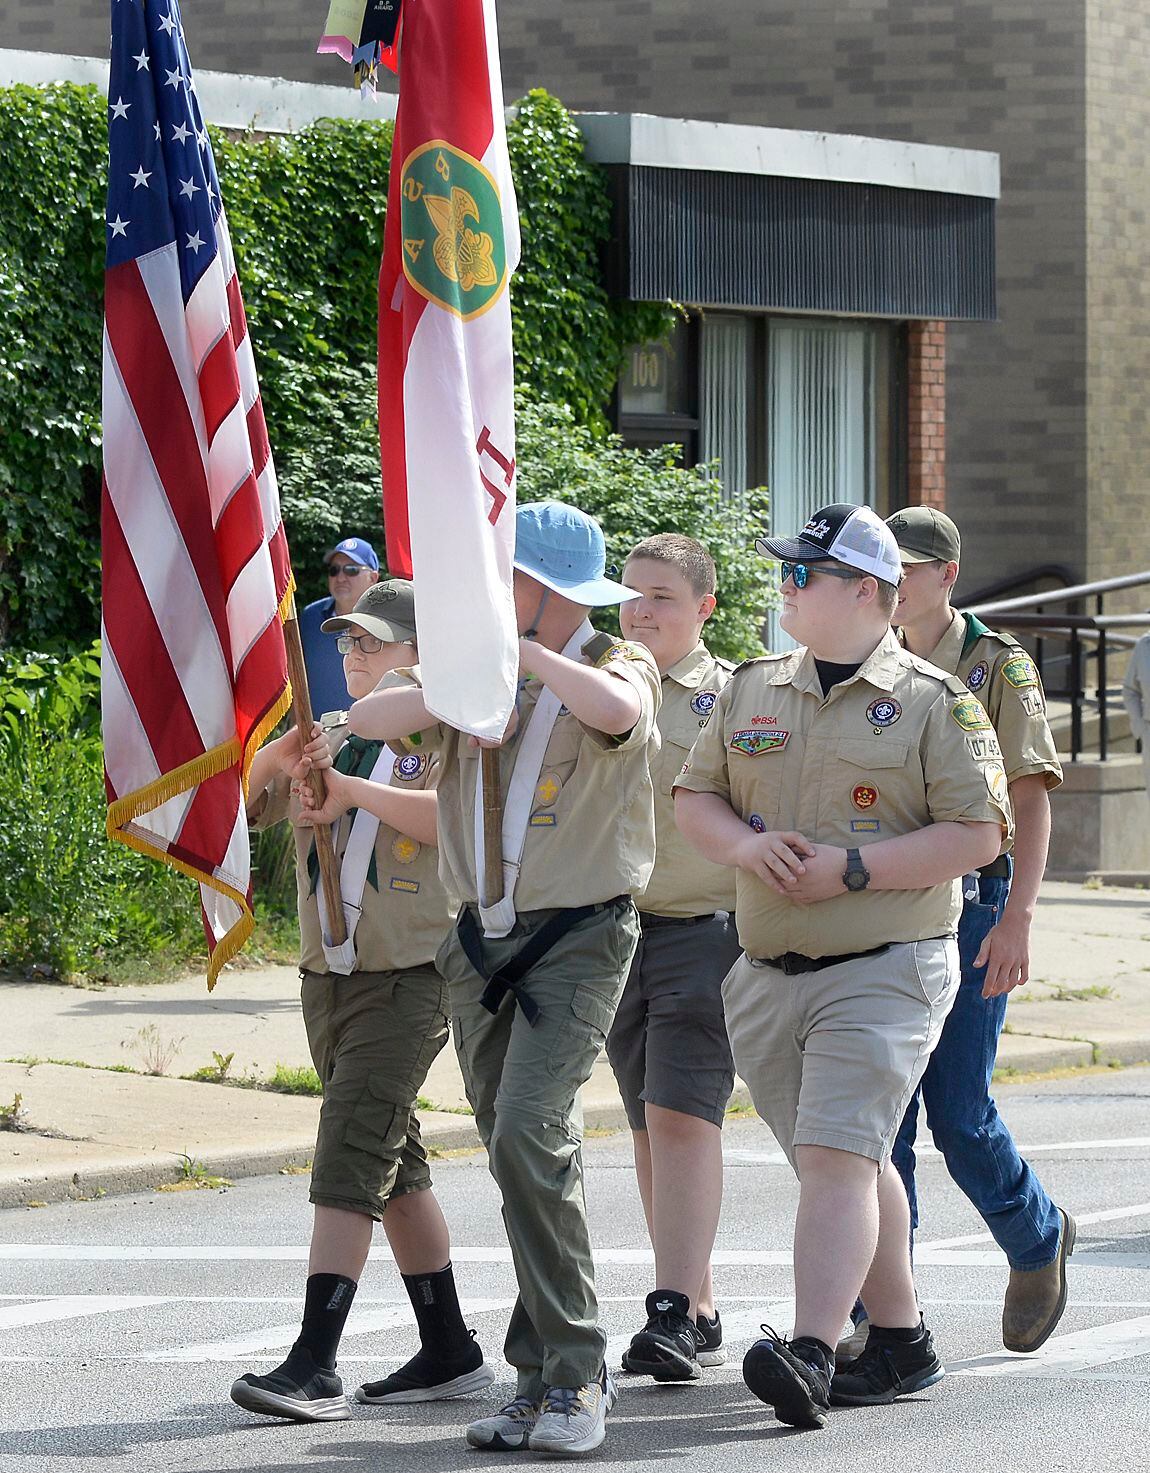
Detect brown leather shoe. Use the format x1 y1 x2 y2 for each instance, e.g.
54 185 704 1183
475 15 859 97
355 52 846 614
1002 1208 1076 1352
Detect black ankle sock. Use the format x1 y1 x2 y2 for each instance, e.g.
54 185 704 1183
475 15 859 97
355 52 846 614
403 1263 473 1359
296 1272 357 1370
870 1320 925 1344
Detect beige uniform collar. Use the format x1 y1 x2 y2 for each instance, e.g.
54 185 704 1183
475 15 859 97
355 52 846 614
782 627 904 696
918 609 966 676
664 642 713 690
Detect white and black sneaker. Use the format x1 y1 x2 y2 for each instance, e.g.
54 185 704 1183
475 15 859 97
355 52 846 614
230 1346 350 1422
694 1310 727 1367
625 1290 701 1382
528 1366 617 1456
357 1334 496 1404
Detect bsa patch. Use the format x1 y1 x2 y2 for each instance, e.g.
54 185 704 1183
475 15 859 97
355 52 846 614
1001 655 1040 690
852 784 879 811
730 729 790 756
866 698 902 729
389 877 420 894
529 811 557 827
608 641 649 663
748 813 767 834
691 690 718 717
395 753 426 781
967 662 989 693
535 773 562 808
951 696 993 733
391 835 420 865
851 819 881 833
984 763 1009 804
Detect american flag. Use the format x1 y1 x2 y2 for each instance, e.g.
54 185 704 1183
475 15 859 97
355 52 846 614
101 0 292 988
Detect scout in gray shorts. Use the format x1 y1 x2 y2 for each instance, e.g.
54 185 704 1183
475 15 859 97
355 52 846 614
675 503 1011 1430
606 533 742 1382
229 582 494 1424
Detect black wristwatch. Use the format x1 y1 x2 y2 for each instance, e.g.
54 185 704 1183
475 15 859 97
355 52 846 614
842 847 871 893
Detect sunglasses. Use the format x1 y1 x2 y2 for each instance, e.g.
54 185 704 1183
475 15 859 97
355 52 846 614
780 561 863 590
327 563 368 578
336 633 385 654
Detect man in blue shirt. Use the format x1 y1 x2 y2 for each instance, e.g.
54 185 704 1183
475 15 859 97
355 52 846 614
300 538 381 716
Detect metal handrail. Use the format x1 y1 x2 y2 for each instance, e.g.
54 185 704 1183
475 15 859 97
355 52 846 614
957 564 1075 610
965 568 1150 616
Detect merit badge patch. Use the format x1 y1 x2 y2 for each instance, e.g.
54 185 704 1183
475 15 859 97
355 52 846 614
950 696 993 733
535 773 562 808
391 835 420 865
529 811 557 827
967 661 989 693
984 763 1009 804
866 698 902 729
851 819 881 834
395 753 426 781
389 877 420 894
852 784 879 811
730 729 790 756
748 813 767 834
691 690 718 717
1001 655 1039 690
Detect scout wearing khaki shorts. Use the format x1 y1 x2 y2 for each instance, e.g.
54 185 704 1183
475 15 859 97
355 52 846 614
887 507 1074 1354
230 581 493 1423
349 502 660 1456
607 534 741 1381
674 502 1011 1429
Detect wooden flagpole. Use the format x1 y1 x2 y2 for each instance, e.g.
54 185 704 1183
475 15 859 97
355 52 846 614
282 598 348 945
481 746 504 905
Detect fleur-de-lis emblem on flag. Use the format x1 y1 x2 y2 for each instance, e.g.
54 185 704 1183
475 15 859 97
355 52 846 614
424 186 498 292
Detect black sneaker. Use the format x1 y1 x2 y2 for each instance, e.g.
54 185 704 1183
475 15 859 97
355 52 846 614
694 1310 727 1367
230 1345 350 1422
742 1327 831 1429
356 1332 496 1404
624 1290 701 1382
829 1323 944 1406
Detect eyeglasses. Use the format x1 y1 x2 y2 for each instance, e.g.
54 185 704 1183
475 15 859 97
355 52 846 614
327 563 368 578
336 633 385 654
780 561 863 590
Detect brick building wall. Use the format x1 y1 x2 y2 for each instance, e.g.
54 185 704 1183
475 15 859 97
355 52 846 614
906 322 946 511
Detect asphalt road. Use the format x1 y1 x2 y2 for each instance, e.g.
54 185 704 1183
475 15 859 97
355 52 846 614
3 1068 1150 1472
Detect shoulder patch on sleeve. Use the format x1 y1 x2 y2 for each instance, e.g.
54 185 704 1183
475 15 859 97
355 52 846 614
950 695 994 732
1001 654 1040 690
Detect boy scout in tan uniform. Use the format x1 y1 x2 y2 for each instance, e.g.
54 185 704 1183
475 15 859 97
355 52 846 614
231 582 493 1424
607 534 741 1382
674 502 1010 1430
348 502 660 1457
887 507 1074 1356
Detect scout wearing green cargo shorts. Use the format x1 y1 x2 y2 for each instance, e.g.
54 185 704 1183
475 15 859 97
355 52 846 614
674 503 1011 1431
608 533 741 1382
229 581 494 1425
349 502 660 1457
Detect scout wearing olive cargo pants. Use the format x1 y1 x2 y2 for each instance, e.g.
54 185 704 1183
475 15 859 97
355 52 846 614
675 502 1011 1431
230 582 493 1425
349 502 660 1457
888 506 1074 1355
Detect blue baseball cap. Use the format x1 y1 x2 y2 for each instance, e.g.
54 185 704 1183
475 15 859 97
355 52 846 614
513 501 639 607
324 536 379 572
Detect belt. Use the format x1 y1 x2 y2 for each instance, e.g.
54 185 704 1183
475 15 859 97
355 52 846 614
456 896 630 1025
638 911 716 931
978 856 1011 880
751 944 891 976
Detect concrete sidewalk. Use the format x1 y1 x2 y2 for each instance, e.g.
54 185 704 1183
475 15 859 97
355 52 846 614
2 880 1149 1209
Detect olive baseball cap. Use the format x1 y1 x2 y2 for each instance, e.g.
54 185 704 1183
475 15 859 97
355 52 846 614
886 507 961 564
321 579 417 643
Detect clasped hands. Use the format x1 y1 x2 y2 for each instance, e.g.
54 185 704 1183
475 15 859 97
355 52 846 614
734 829 849 904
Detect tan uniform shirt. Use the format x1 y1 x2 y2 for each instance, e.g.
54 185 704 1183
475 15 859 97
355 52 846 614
917 611 1063 790
638 642 738 918
251 710 452 975
673 628 1012 960
397 640 661 910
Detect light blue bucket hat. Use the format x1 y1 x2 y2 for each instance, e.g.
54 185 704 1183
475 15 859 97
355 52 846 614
513 501 639 607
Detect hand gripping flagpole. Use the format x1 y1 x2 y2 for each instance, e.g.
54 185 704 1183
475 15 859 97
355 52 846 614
282 596 348 946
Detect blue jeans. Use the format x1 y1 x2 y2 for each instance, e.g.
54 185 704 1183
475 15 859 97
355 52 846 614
891 872 1062 1270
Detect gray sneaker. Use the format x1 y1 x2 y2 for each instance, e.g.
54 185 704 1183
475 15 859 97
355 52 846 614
528 1368 616 1456
465 1394 539 1451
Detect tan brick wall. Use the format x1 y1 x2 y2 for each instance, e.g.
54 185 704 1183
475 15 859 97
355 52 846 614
907 322 946 509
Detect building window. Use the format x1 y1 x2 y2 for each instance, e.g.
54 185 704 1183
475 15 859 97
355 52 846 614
700 314 752 497
616 316 698 463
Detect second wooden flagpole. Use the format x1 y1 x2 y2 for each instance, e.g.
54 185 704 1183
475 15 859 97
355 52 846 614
481 745 504 905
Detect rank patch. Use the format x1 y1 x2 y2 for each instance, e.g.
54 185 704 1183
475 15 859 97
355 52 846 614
395 753 427 781
866 698 902 729
535 772 562 807
1001 655 1039 689
984 764 1009 804
391 835 420 865
730 729 790 756
691 690 718 717
951 696 993 732
967 661 989 693
852 784 879 811
748 813 767 833
850 819 881 833
389 877 420 894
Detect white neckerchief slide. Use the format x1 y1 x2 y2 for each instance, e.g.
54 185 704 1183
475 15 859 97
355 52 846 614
316 744 397 974
474 619 593 939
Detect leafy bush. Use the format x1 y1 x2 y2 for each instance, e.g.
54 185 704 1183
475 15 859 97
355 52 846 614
516 395 774 664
